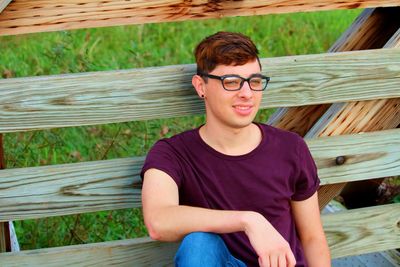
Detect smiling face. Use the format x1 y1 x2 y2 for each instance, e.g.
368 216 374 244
193 59 263 130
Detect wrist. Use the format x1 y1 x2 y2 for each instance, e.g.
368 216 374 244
241 211 265 234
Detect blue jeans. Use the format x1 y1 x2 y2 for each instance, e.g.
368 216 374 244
174 232 247 267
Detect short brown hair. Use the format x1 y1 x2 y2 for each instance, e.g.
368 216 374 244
194 31 261 75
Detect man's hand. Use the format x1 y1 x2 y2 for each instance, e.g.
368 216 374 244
243 212 296 267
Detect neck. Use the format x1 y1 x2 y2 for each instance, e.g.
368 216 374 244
199 122 262 156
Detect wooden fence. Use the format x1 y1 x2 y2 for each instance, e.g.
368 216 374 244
0 0 399 266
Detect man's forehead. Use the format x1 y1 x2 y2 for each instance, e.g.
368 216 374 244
212 60 261 74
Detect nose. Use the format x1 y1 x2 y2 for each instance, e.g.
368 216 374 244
238 80 253 99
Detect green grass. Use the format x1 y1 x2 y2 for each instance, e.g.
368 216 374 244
1 10 360 77
1 9 362 250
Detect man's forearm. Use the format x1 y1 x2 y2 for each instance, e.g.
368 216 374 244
146 205 297 266
145 205 253 241
302 237 331 267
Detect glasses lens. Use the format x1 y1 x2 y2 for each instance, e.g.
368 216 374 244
222 76 242 90
249 77 267 90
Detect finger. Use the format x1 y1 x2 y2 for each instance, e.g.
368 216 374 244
278 254 286 267
286 252 296 267
259 256 270 267
269 254 278 267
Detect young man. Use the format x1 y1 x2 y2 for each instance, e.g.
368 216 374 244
141 32 331 267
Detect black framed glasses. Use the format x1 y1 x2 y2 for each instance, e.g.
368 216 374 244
200 73 270 91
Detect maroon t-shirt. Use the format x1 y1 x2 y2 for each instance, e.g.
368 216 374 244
141 123 320 267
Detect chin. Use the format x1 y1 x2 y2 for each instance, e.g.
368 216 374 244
228 119 255 130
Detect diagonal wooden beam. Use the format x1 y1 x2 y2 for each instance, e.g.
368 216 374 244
316 27 400 209
0 0 11 14
268 7 400 135
268 7 400 209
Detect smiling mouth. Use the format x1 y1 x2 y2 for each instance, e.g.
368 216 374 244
233 105 253 110
233 105 254 116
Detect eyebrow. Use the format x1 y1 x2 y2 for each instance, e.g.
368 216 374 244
221 73 263 78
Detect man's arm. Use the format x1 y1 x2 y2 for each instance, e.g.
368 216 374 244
142 168 252 241
142 168 296 267
291 192 331 267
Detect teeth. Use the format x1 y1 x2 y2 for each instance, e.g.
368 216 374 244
235 106 251 110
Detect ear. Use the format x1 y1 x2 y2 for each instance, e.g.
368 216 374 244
192 75 206 99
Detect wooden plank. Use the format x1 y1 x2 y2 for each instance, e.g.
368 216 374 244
0 133 6 252
309 18 400 209
0 0 11 14
322 204 400 258
0 237 179 266
1 0 400 36
1 48 400 133
305 99 400 138
385 27 400 49
0 157 143 221
0 204 398 265
0 128 399 222
0 224 7 252
310 128 400 185
0 133 11 252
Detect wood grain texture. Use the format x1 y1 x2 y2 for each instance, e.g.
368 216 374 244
329 7 400 51
0 132 11 252
0 223 9 252
1 48 400 133
0 204 398 265
1 0 400 36
267 105 331 136
0 0 11 13
322 203 400 258
268 7 400 134
266 7 400 209
0 157 144 221
310 128 400 185
307 99 400 138
0 129 399 222
0 237 179 266
310 20 400 209
385 27 400 48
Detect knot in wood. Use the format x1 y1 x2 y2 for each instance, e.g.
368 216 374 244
335 156 346 165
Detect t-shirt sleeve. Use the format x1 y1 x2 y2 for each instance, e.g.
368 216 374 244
291 136 320 201
140 140 183 188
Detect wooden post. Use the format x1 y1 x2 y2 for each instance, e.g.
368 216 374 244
0 134 11 252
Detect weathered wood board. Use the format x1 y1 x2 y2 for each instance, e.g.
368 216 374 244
1 48 399 133
322 204 400 258
0 203 398 265
0 237 179 267
0 128 398 221
1 0 400 36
